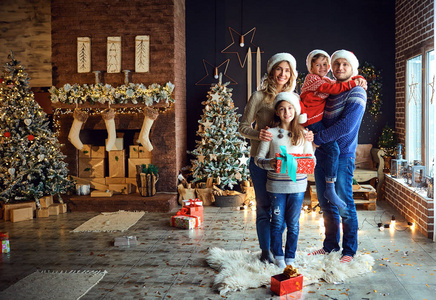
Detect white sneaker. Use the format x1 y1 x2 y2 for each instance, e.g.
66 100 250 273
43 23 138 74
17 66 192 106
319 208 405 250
285 258 295 266
275 256 286 269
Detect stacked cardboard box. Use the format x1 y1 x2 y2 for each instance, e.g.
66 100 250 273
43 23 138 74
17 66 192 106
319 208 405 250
78 145 106 178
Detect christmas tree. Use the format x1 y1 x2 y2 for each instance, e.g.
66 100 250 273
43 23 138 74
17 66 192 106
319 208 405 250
190 80 250 190
0 52 74 206
377 124 397 157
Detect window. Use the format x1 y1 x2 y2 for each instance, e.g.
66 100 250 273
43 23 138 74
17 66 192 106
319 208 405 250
406 49 434 176
426 50 434 176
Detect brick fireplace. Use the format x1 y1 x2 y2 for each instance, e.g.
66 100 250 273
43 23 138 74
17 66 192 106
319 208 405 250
51 0 186 212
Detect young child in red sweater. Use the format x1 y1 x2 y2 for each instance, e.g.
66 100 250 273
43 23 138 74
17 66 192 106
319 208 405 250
300 49 366 208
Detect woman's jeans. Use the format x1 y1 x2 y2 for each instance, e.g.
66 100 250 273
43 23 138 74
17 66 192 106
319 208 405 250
269 192 304 259
249 157 271 251
314 156 358 256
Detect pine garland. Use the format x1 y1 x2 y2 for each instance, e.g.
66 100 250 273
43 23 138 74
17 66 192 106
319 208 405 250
359 62 383 117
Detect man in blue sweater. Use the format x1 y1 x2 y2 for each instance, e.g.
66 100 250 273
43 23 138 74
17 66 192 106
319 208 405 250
309 50 367 263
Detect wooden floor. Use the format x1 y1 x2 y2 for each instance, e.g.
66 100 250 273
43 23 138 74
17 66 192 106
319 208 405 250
65 192 178 213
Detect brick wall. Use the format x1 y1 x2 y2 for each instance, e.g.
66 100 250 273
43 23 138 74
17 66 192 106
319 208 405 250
0 0 52 87
395 0 434 144
384 176 434 239
390 0 434 239
51 0 186 192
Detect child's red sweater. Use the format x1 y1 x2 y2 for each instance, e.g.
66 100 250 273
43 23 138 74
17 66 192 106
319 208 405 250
300 73 360 126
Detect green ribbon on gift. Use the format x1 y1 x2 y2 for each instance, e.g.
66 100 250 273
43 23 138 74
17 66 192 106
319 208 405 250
278 145 298 182
277 145 315 182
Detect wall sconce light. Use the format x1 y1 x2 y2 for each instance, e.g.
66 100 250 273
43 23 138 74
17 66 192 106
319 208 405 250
239 35 245 47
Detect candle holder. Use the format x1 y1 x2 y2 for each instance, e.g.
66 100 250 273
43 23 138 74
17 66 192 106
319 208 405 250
92 71 101 84
391 143 407 179
411 164 426 187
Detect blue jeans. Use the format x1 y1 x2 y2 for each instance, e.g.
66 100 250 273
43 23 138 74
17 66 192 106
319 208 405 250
307 121 339 181
314 156 358 256
269 192 304 259
249 157 271 251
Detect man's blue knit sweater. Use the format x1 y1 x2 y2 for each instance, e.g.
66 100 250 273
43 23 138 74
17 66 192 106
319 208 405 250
313 86 367 159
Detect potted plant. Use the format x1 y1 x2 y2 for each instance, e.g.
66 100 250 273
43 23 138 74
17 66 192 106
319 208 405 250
377 124 397 172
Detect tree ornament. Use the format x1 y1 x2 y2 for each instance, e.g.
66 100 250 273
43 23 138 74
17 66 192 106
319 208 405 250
8 168 15 176
28 134 34 141
38 154 45 161
137 107 159 152
4 131 11 137
235 172 242 180
68 109 88 150
24 119 32 126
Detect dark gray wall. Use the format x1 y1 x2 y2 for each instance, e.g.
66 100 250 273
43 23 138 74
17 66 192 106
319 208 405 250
186 0 396 155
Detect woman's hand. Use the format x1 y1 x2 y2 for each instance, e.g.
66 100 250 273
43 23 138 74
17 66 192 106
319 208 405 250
304 130 314 142
259 126 273 142
269 157 277 170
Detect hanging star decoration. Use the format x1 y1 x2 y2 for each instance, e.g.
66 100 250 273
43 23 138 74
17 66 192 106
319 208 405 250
408 74 419 105
195 59 237 85
428 74 435 104
210 153 217 161
221 27 263 68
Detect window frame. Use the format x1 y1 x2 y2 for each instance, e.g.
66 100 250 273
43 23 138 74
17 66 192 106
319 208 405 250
404 43 434 175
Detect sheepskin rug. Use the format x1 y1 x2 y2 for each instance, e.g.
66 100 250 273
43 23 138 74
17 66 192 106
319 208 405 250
207 247 375 295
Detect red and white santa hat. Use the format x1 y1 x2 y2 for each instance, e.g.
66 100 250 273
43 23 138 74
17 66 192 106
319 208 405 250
331 49 359 76
273 92 307 124
306 49 331 74
266 53 298 91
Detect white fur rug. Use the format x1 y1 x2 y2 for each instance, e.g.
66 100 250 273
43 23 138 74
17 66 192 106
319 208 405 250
207 247 375 295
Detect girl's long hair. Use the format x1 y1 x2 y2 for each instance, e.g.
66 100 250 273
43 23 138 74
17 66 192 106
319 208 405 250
259 61 296 103
271 101 305 146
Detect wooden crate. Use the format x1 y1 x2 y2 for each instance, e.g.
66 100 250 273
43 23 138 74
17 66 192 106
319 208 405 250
309 184 376 210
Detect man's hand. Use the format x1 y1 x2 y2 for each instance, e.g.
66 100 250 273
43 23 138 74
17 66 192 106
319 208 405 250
304 130 314 142
259 126 273 142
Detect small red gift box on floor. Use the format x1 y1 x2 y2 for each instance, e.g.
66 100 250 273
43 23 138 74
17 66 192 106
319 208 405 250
183 199 203 221
271 274 303 296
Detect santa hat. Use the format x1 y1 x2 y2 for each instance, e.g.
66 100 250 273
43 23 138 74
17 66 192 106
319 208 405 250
266 53 298 92
331 49 359 76
273 92 307 124
306 49 331 74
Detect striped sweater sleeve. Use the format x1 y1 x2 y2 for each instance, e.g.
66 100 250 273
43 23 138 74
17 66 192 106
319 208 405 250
254 139 274 170
314 87 366 146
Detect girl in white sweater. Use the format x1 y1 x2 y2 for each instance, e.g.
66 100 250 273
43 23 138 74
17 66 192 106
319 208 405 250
255 92 314 268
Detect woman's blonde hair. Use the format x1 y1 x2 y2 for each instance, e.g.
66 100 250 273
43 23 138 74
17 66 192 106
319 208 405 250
259 61 297 103
270 101 305 146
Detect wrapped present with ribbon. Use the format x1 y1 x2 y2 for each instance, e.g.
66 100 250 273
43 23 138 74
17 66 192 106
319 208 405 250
182 198 203 221
271 265 303 296
0 232 9 240
275 145 315 182
2 239 10 253
170 207 201 229
114 236 137 247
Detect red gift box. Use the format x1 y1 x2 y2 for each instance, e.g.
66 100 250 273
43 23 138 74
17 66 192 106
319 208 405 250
276 153 315 175
170 207 201 229
271 274 303 296
0 232 9 240
183 199 203 221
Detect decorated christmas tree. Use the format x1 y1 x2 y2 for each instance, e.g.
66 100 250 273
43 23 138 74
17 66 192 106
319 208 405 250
190 79 250 190
377 124 397 157
0 52 74 206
